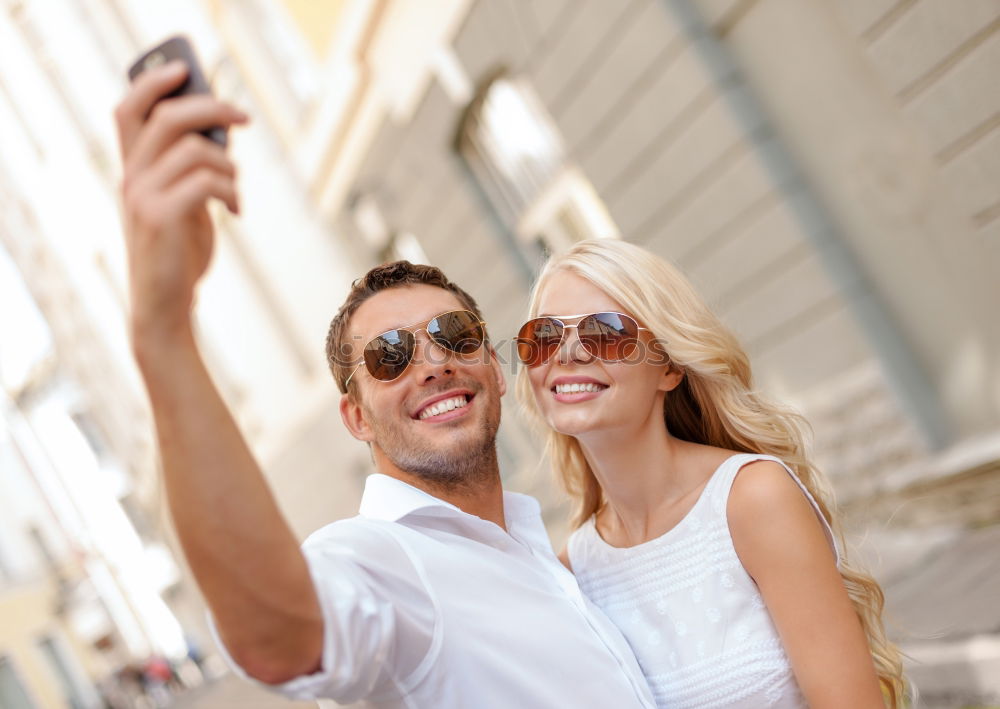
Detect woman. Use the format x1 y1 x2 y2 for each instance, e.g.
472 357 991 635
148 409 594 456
515 239 904 708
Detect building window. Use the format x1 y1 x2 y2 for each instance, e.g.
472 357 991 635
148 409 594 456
348 192 430 266
0 656 37 709
37 636 94 709
457 70 619 262
236 0 320 115
386 232 429 266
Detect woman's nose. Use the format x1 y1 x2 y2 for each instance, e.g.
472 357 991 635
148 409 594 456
558 325 594 365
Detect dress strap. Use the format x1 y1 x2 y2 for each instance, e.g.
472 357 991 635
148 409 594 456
714 453 841 565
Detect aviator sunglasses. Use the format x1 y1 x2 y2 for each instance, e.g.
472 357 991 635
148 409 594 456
343 309 487 387
516 312 649 367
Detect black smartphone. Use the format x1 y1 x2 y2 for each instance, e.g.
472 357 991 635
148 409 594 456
128 35 227 148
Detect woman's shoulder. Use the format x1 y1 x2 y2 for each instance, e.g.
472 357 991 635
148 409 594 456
727 458 839 570
726 457 815 524
728 458 797 501
681 446 776 494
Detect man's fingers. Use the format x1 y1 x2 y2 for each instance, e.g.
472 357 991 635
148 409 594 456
125 95 248 174
126 164 239 235
115 61 189 157
165 168 240 217
144 134 237 193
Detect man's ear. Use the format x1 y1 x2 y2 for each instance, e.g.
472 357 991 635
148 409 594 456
340 392 375 442
488 347 507 396
659 364 684 393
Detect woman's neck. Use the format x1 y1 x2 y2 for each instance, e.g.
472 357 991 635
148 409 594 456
577 411 720 547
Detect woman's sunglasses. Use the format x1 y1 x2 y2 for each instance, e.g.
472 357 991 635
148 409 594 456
343 309 487 387
516 312 648 367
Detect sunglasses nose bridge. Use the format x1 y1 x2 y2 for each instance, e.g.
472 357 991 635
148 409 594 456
409 326 434 357
407 325 455 376
556 321 596 364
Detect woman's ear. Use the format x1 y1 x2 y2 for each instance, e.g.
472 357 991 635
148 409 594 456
659 364 684 393
340 392 375 442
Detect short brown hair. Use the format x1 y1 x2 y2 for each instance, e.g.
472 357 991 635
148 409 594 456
325 260 485 394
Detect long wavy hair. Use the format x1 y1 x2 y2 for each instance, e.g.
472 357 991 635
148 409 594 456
515 239 905 707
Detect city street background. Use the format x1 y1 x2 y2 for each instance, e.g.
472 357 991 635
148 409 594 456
0 0 997 707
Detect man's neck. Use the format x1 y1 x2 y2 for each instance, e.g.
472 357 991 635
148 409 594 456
382 465 508 531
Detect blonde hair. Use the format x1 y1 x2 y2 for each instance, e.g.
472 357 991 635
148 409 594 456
515 239 905 707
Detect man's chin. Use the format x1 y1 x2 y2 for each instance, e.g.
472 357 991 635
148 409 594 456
387 426 496 482
418 428 488 461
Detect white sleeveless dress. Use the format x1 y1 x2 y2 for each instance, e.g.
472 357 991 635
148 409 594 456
567 453 840 709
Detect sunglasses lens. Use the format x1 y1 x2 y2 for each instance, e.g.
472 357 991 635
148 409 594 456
517 318 564 367
427 310 486 354
579 312 640 361
364 329 415 381
428 310 486 353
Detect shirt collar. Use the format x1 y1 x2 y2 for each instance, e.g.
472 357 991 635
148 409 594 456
359 473 463 521
358 473 545 538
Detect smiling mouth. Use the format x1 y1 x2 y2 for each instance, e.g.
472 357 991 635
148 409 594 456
552 383 608 395
417 394 473 420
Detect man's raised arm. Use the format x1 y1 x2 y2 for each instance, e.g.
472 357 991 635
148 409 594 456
115 61 322 684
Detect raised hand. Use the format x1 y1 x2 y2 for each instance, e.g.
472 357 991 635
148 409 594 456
114 60 248 343
113 62 323 681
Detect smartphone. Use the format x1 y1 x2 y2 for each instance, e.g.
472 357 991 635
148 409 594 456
128 35 227 148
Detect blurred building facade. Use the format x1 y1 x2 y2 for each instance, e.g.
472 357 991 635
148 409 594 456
258 0 1000 704
1 0 998 707
285 0 1000 527
0 0 366 704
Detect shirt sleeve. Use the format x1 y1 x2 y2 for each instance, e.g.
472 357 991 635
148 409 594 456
208 518 437 703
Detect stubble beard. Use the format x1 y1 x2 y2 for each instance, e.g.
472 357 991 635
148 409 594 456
366 389 502 494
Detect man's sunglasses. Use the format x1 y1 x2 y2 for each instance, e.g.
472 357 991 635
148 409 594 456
516 312 649 367
344 309 487 387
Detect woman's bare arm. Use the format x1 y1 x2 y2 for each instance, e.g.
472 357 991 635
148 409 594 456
729 461 884 709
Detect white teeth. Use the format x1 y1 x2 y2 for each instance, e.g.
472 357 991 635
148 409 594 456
554 382 605 395
418 396 469 420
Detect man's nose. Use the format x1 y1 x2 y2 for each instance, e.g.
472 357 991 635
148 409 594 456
410 328 455 382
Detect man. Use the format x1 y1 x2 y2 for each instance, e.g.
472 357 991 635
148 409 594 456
115 60 654 707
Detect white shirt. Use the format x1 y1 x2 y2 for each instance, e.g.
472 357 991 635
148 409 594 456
214 474 655 708
567 454 840 708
